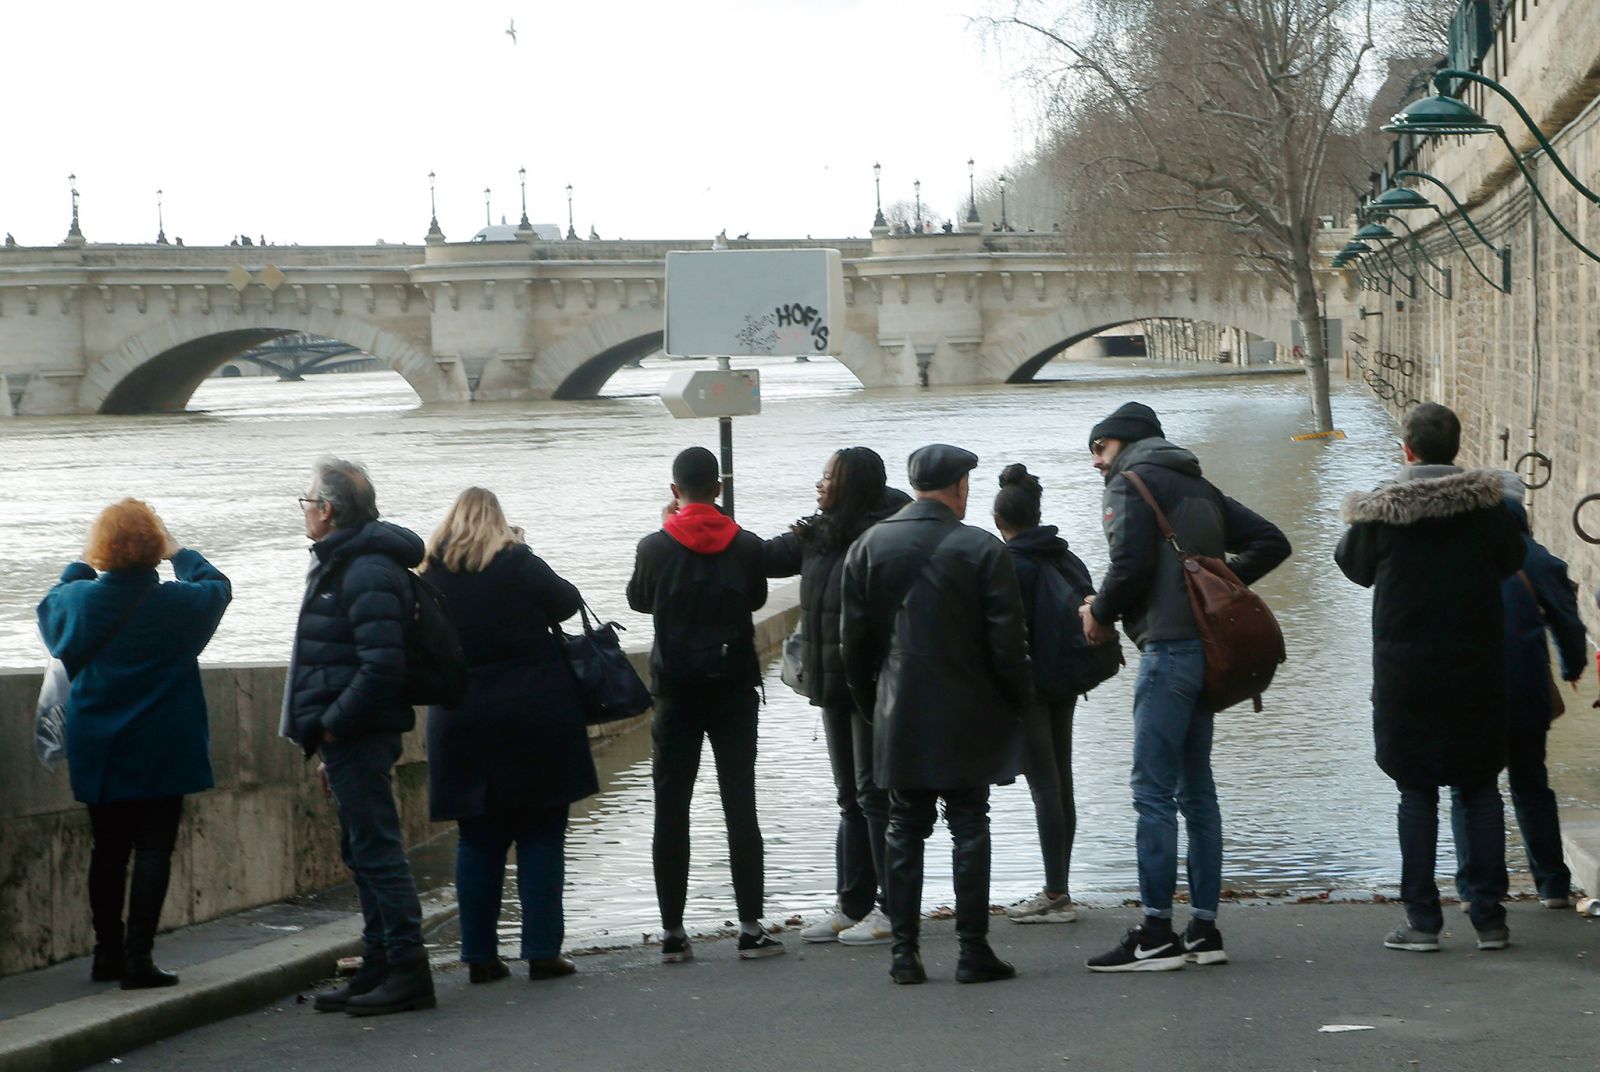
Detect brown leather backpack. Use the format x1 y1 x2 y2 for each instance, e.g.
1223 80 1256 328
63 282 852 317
1122 471 1286 712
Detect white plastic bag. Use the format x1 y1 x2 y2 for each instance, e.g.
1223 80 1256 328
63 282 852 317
35 651 70 772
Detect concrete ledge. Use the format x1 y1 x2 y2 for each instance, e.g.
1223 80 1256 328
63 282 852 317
0 898 456 1072
1560 808 1600 896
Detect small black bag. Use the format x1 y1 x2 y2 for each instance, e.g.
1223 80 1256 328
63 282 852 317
560 603 653 725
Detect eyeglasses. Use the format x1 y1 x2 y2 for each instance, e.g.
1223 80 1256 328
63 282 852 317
297 497 325 510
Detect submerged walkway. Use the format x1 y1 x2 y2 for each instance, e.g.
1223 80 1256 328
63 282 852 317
4 898 1597 1071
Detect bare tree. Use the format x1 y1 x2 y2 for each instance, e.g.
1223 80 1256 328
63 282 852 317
986 0 1385 433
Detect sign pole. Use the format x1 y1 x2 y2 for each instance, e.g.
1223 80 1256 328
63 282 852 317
716 355 735 519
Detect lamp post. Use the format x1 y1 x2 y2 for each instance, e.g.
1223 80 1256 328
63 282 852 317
426 170 445 244
913 179 922 234
484 187 492 228
518 166 531 232
64 173 84 245
565 184 576 240
872 162 886 230
998 174 1009 232
1374 171 1511 292
966 157 979 224
155 189 168 245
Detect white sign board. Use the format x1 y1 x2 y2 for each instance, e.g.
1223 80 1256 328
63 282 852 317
661 368 761 419
664 249 845 358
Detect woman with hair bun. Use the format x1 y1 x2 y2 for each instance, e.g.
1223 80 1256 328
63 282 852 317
37 499 232 988
993 464 1095 924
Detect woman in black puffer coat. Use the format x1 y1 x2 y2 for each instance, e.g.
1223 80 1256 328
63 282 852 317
765 448 909 946
422 488 597 985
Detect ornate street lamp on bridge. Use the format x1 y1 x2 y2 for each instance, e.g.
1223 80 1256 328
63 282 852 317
565 184 577 240
155 189 168 245
518 166 532 233
872 162 886 230
64 173 84 246
484 187 492 228
966 158 979 225
913 179 922 234
426 171 445 244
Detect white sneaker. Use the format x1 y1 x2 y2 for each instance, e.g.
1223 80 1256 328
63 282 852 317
1005 890 1079 924
837 907 894 946
1540 896 1572 910
800 909 855 944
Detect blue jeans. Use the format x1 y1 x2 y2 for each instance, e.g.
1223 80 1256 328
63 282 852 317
456 806 569 963
1451 725 1571 903
1400 781 1506 933
1129 640 1220 921
321 733 425 963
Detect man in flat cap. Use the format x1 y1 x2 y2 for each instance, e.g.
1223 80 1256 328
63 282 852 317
1080 402 1290 973
841 444 1034 985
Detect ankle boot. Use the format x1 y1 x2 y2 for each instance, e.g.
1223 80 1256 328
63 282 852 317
527 954 577 980
468 958 511 984
344 956 436 1017
889 944 926 985
956 940 1016 983
120 954 179 990
314 953 389 1012
91 944 124 983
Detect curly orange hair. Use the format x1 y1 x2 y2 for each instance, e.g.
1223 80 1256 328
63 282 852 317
85 499 165 571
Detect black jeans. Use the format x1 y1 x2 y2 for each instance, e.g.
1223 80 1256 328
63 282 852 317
321 733 426 963
1452 724 1572 903
884 787 991 951
1398 780 1506 934
651 686 765 930
821 704 888 920
1021 696 1077 896
87 795 183 957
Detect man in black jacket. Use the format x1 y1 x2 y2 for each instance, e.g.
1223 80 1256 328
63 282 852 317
840 444 1034 985
283 458 434 1016
1337 403 1525 952
626 447 780 963
1079 403 1290 973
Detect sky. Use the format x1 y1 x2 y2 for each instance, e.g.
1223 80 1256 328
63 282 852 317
1 0 1047 247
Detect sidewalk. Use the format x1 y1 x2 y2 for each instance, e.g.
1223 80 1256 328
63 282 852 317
26 901 1600 1072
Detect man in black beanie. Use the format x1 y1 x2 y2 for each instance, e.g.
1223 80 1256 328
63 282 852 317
627 447 781 963
1080 404 1290 973
840 444 1034 985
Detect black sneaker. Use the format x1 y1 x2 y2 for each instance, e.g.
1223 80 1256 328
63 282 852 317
737 932 786 960
661 934 693 964
1086 925 1186 973
1182 920 1228 965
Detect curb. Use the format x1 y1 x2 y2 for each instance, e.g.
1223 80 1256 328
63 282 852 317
1560 808 1600 897
0 898 457 1072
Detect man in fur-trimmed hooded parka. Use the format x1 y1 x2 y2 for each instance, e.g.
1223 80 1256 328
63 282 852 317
1336 402 1524 955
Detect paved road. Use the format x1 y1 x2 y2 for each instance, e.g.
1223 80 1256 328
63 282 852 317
121 904 1598 1072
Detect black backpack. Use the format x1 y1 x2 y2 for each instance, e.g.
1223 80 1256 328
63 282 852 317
402 571 469 708
1029 556 1123 701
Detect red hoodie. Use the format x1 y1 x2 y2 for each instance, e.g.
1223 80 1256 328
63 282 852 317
663 502 742 554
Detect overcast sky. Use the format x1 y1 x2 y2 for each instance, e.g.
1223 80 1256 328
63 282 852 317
2 0 1044 247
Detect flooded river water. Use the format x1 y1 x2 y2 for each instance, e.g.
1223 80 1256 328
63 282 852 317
4 356 1596 948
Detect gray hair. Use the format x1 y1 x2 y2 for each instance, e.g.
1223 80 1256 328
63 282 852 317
311 457 379 530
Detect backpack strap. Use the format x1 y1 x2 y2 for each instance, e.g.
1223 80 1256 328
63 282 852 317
1121 470 1185 555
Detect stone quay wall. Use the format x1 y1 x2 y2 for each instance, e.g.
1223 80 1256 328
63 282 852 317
1352 0 1600 635
0 585 799 976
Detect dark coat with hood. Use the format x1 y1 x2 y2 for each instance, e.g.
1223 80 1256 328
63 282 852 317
38 550 232 804
284 520 423 753
1335 466 1526 787
627 503 768 696
423 543 598 821
840 498 1033 790
1091 437 1291 648
1500 497 1587 731
762 487 912 709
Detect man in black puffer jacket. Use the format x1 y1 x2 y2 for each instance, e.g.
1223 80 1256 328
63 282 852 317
627 447 778 964
1080 403 1290 973
284 458 433 1017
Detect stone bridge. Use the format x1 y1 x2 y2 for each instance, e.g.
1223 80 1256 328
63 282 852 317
0 232 1354 416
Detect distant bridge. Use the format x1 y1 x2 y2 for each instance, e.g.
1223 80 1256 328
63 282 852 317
0 232 1355 416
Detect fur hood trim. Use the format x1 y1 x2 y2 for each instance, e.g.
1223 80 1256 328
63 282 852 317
1340 468 1507 526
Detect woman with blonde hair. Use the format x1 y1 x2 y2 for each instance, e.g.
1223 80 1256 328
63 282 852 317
422 487 596 983
37 499 232 988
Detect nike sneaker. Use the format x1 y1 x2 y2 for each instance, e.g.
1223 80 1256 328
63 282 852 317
1086 924 1186 972
1382 921 1440 952
1182 919 1228 965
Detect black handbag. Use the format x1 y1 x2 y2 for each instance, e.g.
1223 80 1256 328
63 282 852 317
559 602 653 725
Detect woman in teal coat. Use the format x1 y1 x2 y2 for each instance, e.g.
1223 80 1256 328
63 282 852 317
37 499 231 989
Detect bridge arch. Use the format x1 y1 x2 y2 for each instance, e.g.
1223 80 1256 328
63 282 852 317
81 310 461 414
986 303 1297 384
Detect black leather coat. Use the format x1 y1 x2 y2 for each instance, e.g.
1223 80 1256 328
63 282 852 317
840 498 1033 790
